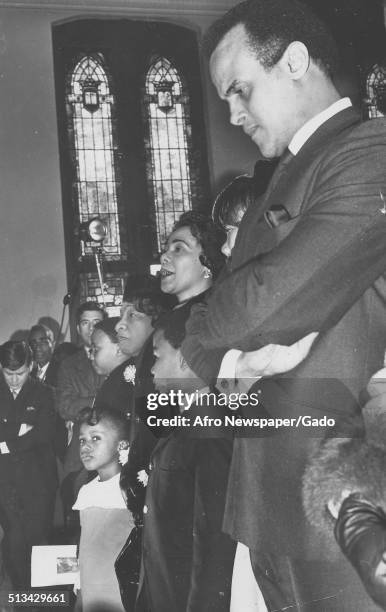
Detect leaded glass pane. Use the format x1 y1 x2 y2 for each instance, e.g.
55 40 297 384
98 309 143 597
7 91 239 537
67 54 121 257
145 56 192 251
366 63 386 118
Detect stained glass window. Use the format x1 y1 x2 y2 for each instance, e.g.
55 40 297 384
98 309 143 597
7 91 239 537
144 56 192 251
366 63 386 118
67 54 122 258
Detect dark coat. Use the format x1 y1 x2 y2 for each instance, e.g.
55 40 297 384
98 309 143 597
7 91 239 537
94 358 136 416
0 376 57 586
138 406 235 612
56 348 104 474
182 108 386 560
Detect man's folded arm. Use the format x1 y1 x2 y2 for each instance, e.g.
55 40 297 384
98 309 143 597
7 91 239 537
199 146 386 351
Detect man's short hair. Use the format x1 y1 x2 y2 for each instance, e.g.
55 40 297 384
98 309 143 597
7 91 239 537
203 0 339 77
0 341 33 370
28 324 55 345
123 273 173 323
76 301 106 324
154 302 197 350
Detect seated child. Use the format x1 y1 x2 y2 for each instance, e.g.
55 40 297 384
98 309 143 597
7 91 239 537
136 305 236 612
0 340 57 588
302 363 386 609
73 406 134 612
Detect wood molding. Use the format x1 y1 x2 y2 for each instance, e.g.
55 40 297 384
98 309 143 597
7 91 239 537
0 0 234 17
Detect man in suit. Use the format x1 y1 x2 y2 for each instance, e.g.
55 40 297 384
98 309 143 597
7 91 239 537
182 1 386 609
56 302 105 476
28 324 55 384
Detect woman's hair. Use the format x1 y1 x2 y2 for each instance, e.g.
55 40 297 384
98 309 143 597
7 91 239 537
93 317 120 343
172 211 225 279
78 405 131 441
0 341 33 370
123 273 174 323
212 175 258 228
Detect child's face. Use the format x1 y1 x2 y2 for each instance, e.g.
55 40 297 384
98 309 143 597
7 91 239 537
115 302 153 358
221 225 239 259
151 329 185 392
3 363 31 393
79 420 122 481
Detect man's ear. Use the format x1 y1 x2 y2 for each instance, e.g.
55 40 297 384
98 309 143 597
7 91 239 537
282 41 310 80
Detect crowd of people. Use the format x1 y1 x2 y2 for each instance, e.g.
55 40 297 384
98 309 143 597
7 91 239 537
0 0 386 610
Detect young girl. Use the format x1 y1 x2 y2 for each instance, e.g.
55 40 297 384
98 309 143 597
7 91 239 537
73 406 134 612
0 340 57 588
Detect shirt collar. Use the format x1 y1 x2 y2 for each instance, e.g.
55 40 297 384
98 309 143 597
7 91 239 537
288 98 352 155
37 361 50 380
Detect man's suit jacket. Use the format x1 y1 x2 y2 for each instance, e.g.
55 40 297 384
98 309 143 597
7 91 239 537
56 348 104 474
0 376 57 500
138 406 235 612
182 108 386 560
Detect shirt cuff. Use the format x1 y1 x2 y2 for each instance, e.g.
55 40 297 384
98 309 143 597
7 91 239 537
217 349 242 380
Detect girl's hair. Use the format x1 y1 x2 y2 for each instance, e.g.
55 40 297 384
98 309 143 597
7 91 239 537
212 175 257 228
78 405 131 441
0 341 33 370
172 211 225 279
93 317 120 343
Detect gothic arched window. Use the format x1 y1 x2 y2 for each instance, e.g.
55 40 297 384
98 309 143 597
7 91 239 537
144 56 192 251
68 54 122 258
53 19 210 331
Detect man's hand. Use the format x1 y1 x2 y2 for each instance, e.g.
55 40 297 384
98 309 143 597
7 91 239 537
236 332 318 380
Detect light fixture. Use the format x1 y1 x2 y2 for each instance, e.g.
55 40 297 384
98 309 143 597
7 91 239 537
80 217 107 244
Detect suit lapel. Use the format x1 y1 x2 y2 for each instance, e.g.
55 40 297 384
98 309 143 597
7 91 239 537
232 107 362 268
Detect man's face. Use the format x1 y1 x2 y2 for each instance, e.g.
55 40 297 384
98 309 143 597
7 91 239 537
90 329 122 376
77 310 104 347
210 24 300 159
151 329 185 392
29 329 53 366
115 302 153 358
3 363 31 393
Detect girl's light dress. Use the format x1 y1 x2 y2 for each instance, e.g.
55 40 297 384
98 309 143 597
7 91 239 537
73 473 135 612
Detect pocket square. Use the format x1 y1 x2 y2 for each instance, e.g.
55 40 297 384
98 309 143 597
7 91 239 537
264 205 291 228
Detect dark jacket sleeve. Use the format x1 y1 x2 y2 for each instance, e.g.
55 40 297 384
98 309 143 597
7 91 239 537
186 437 235 611
195 132 386 351
56 353 99 420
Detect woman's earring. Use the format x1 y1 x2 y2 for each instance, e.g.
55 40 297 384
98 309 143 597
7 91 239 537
203 268 212 279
